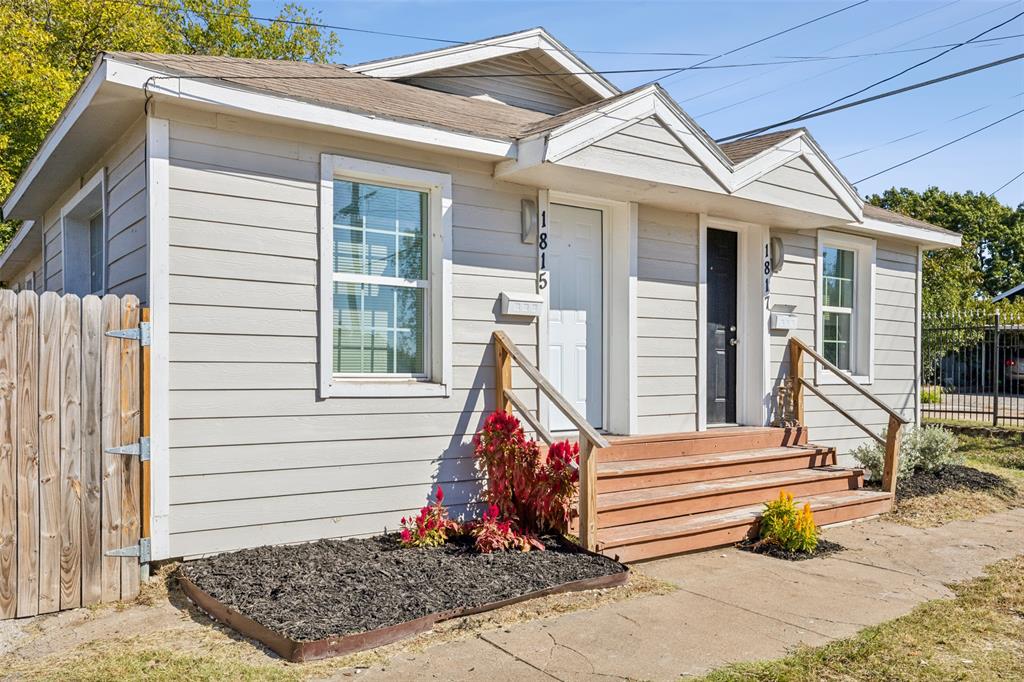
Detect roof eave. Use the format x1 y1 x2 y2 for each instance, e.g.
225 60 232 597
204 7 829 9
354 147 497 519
853 215 962 249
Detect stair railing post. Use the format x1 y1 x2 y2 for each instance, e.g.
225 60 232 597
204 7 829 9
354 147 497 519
578 437 598 551
881 415 902 494
494 334 512 414
789 338 805 426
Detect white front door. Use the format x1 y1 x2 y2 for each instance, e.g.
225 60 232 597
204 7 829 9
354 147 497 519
547 203 603 431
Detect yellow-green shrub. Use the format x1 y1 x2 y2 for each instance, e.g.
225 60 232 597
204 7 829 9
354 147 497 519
759 490 818 553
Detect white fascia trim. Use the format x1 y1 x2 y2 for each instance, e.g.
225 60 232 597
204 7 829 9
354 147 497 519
537 87 733 190
0 220 35 278
318 153 453 399
2 59 108 220
104 59 515 159
509 88 865 220
146 116 171 561
349 28 619 99
850 216 962 249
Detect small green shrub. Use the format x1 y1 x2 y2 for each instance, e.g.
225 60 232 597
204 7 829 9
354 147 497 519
759 489 818 553
920 385 943 404
852 425 961 482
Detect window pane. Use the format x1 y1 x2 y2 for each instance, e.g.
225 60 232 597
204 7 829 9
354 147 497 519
333 282 424 374
333 179 426 279
822 310 851 370
89 213 104 293
822 247 854 309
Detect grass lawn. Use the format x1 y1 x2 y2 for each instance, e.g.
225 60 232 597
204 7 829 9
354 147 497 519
885 430 1024 528
697 555 1024 681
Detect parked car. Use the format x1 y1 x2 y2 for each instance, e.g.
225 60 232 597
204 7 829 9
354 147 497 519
1006 356 1024 392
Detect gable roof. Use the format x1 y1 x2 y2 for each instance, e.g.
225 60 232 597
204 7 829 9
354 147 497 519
348 27 619 103
862 204 961 239
109 52 549 140
993 282 1024 302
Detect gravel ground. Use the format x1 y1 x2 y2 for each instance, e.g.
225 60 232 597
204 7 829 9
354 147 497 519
181 535 625 642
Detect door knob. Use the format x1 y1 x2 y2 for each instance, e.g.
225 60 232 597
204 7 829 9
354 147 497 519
729 338 738 346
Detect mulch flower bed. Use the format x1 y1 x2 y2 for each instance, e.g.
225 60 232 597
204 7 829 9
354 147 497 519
736 538 845 561
179 534 627 661
893 465 1016 501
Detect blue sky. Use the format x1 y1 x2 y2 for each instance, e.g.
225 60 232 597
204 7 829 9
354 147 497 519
258 0 1024 206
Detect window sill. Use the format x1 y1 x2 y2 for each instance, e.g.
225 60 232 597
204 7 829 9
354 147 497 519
320 379 451 399
816 369 873 386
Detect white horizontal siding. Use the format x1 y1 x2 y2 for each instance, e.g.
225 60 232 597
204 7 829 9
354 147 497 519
165 113 543 556
401 52 590 114
769 229 919 460
636 206 699 434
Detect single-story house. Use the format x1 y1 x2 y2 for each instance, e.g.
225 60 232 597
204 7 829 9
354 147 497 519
0 28 962 563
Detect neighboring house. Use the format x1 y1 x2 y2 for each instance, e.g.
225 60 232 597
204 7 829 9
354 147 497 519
0 28 961 562
993 282 1024 303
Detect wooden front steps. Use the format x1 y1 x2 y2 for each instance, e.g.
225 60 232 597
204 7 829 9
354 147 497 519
590 427 892 562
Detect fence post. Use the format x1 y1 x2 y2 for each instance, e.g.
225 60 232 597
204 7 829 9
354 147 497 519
992 310 1001 427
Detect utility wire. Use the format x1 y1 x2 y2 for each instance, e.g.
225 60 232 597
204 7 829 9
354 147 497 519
715 53 1024 142
699 0 1021 119
837 90 1024 160
992 169 1024 195
853 108 1024 184
107 0 878 61
641 0 869 88
684 0 964 106
801 8 1024 118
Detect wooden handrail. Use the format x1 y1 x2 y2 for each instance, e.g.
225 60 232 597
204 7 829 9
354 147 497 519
790 337 909 426
492 331 607 550
788 337 905 494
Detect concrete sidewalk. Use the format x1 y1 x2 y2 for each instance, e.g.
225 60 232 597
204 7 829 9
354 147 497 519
353 508 1024 681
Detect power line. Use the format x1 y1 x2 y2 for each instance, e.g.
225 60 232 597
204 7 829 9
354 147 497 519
684 0 965 106
697 0 1021 119
643 0 870 88
853 108 1024 184
800 8 1024 118
837 91 1024 160
715 53 1024 142
992 169 1024 195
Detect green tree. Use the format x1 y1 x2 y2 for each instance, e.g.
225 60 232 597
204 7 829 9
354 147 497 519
867 187 1024 315
1 0 338 251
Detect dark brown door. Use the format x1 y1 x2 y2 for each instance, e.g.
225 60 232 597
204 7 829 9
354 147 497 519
707 228 738 424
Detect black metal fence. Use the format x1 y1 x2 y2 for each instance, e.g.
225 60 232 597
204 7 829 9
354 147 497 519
921 309 1024 426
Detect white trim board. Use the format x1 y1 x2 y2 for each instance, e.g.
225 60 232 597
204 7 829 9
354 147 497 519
146 116 171 561
697 216 770 430
60 168 107 297
318 153 453 399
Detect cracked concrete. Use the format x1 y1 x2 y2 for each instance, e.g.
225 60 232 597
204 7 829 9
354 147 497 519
351 507 1024 681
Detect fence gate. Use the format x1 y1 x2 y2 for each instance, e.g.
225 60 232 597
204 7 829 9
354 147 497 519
0 291 148 620
921 309 1024 427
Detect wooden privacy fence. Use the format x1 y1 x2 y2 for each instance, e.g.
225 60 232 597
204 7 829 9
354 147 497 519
0 291 145 620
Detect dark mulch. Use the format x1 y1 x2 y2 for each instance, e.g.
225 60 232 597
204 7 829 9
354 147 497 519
180 534 625 642
736 538 845 561
891 465 1016 501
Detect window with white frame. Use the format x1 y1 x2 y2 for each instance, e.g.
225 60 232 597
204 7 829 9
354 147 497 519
817 230 875 383
319 154 452 397
61 170 106 296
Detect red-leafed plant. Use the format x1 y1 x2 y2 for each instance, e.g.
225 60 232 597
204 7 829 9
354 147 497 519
472 410 580 537
469 504 544 553
399 486 461 548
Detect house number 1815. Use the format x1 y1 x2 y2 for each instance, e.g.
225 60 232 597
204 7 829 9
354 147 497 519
538 209 549 290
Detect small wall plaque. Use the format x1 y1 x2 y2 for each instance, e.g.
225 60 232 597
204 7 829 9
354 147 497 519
501 292 544 318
